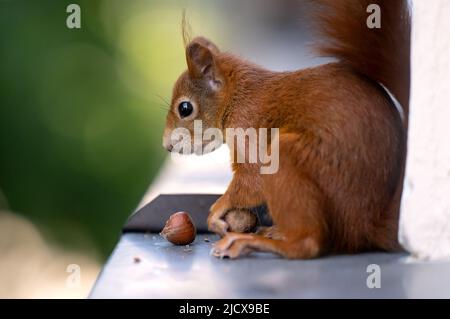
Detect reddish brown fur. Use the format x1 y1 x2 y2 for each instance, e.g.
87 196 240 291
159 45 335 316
163 0 411 258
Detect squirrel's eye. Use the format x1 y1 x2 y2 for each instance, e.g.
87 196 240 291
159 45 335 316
178 101 194 118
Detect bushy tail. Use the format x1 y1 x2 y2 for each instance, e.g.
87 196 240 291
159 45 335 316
313 0 411 117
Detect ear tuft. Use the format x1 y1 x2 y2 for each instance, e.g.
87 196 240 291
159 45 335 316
181 10 192 48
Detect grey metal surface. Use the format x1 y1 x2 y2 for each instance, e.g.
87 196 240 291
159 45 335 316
90 233 450 298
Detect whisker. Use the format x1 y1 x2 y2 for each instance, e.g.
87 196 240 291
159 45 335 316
147 100 170 112
155 94 171 107
154 104 170 111
157 106 169 111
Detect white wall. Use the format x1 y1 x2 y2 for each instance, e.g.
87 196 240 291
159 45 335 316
399 0 450 260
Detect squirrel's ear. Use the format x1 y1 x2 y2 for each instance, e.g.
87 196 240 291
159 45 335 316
186 37 222 90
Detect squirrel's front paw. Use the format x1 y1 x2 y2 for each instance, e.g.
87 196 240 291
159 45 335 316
207 218 229 237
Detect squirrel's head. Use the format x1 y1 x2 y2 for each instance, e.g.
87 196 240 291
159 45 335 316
162 37 229 154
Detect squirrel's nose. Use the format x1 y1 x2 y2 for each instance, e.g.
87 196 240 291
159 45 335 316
166 144 173 152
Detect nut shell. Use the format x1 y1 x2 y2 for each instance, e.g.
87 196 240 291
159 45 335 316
160 211 196 245
224 209 258 233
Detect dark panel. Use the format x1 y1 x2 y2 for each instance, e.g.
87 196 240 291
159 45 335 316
123 194 271 233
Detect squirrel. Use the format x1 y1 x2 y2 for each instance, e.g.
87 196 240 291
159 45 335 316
162 0 411 259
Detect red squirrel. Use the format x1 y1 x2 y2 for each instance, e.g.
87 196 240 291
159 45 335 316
162 0 411 258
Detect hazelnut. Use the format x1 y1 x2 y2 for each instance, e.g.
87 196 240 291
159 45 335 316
160 211 196 245
224 209 258 233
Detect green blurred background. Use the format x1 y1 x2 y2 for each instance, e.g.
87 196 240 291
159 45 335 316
0 0 222 260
